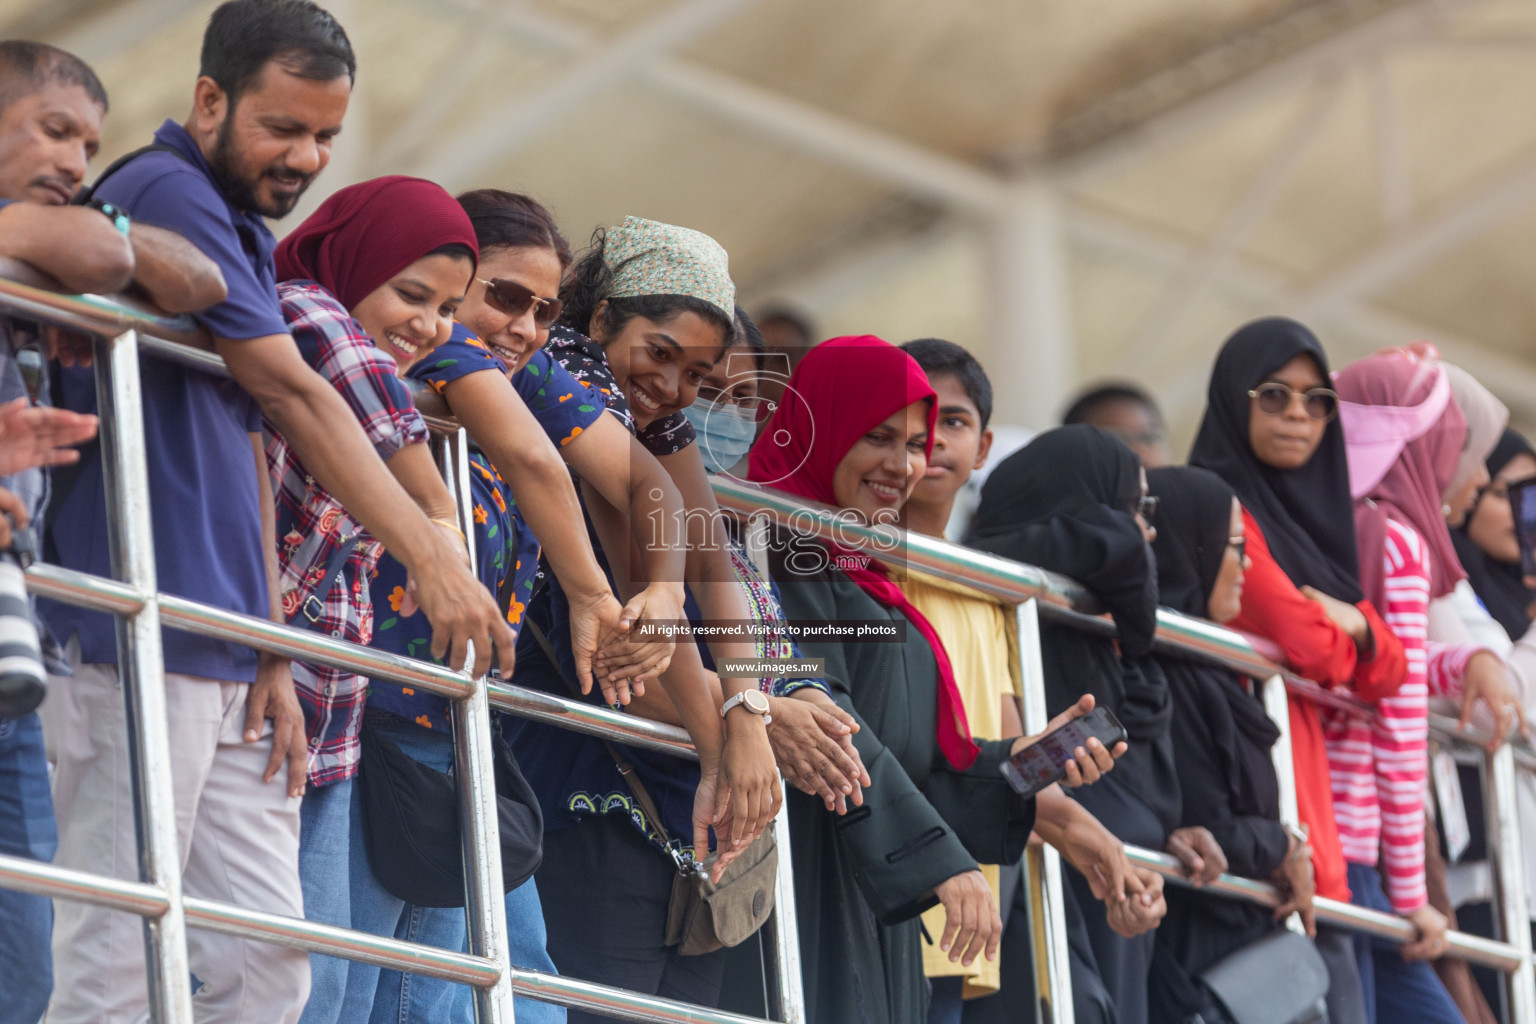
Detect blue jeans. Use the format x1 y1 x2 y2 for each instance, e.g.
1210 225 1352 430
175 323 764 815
445 877 566 1023
338 718 471 1024
1347 863 1462 1024
298 776 355 1024
0 712 56 1024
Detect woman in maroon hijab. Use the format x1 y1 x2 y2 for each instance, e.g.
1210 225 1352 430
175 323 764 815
752 336 1114 1024
269 176 489 1024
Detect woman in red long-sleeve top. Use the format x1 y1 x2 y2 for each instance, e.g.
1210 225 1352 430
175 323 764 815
1190 318 1406 1024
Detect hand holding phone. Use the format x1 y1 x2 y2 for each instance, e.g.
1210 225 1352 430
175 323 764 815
1001 694 1128 799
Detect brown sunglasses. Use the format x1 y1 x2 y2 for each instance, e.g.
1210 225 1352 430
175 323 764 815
477 278 562 328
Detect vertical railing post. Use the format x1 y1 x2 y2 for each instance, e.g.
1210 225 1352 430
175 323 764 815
94 329 194 1023
1016 599 1073 1024
1259 674 1305 935
1485 741 1535 1024
743 514 806 1023
441 430 515 1022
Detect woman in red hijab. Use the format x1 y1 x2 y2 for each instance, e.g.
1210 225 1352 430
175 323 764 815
268 176 487 1024
751 336 1112 1024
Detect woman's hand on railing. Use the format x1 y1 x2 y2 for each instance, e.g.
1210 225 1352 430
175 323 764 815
1104 866 1165 938
1459 650 1528 748
933 869 1002 966
1010 693 1125 787
1270 838 1317 936
1164 826 1227 888
765 690 870 814
592 582 685 700
1400 903 1450 962
243 651 308 799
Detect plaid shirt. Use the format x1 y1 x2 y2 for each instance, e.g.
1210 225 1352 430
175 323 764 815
268 280 430 786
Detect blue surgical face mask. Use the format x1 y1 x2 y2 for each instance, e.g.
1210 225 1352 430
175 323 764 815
683 397 758 475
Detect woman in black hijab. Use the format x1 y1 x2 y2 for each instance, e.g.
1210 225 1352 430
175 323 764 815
1455 427 1536 640
1145 466 1318 1023
967 424 1176 1024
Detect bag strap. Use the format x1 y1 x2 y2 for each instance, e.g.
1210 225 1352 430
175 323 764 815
523 617 693 871
286 533 363 629
72 143 187 207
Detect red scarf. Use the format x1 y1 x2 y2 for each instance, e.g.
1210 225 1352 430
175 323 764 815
748 336 979 770
274 175 479 308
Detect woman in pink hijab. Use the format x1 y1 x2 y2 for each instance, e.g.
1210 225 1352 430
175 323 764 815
1331 347 1511 1024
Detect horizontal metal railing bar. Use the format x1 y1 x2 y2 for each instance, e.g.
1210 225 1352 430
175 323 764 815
0 850 169 917
486 680 696 759
508 970 773 1024
1124 845 1524 971
0 848 773 1021
182 897 501 986
708 476 1536 763
25 562 700 760
0 258 199 341
0 852 497 984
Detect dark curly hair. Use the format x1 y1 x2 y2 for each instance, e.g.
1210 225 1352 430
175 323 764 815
559 226 735 346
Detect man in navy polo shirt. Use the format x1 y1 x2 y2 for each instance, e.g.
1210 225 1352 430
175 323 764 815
38 3 514 1022
0 39 234 1024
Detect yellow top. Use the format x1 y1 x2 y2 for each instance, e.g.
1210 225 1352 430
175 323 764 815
900 569 1021 998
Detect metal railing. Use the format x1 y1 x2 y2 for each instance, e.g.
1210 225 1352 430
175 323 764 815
1 264 1533 1024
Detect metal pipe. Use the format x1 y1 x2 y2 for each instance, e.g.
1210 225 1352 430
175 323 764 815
1259 674 1305 935
444 429 516 1023
1016 600 1073 1024
1486 742 1536 1022
0 851 169 918
94 329 194 1024
1123 846 1525 971
761 793 805 1024
510 967 777 1024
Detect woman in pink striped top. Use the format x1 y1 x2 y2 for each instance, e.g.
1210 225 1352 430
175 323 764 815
1331 347 1500 1024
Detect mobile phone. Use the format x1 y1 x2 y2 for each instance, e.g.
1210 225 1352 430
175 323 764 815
1000 705 1127 799
1508 476 1536 579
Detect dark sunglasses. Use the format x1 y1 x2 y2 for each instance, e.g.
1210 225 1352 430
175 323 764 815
1135 495 1160 522
1248 381 1339 421
1228 535 1246 563
478 278 562 328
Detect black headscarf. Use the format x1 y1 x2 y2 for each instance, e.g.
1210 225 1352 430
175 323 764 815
1189 317 1364 604
1454 427 1536 640
1147 465 1282 800
967 425 1179 835
967 424 1159 656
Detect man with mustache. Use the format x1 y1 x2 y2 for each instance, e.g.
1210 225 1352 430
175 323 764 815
0 38 229 1024
37 2 514 1021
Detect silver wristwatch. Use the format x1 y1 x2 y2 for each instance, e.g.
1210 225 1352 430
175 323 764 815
720 688 773 725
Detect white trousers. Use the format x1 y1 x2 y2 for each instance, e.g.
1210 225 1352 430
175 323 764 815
41 661 308 1024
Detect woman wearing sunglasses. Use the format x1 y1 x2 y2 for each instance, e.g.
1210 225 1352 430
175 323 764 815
499 214 820 1021
1189 317 1403 1023
1144 465 1320 1023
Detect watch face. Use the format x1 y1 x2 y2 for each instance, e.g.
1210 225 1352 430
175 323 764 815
742 689 769 714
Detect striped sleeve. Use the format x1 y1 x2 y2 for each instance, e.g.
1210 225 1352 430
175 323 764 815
1376 518 1431 913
